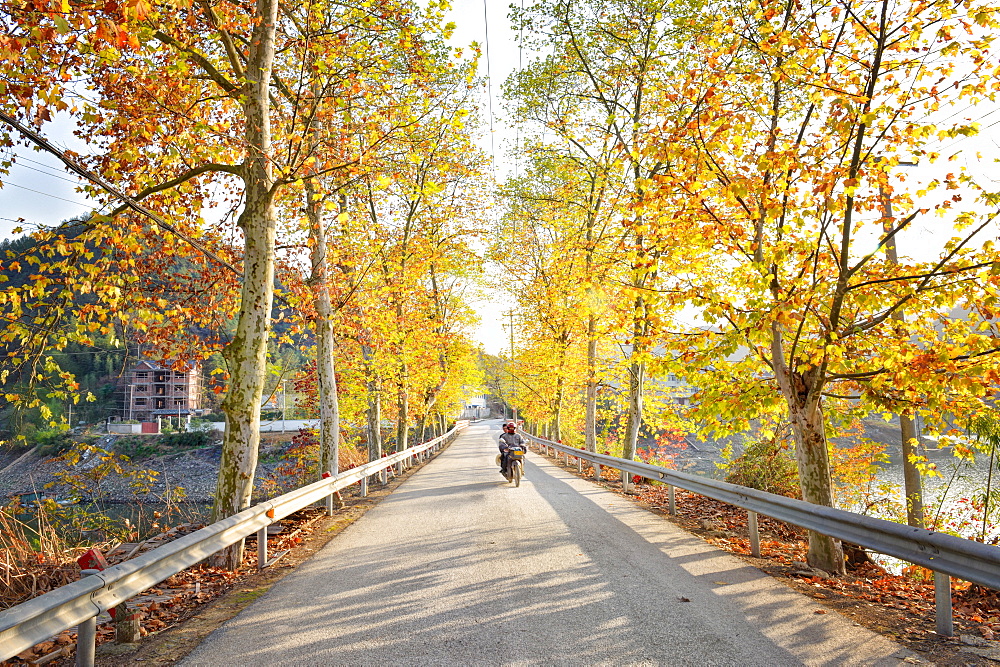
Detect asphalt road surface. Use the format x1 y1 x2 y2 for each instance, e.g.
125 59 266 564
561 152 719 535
183 420 914 666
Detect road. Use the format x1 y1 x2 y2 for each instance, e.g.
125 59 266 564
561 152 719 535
182 421 913 666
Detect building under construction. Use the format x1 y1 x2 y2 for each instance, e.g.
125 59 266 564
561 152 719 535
119 360 203 423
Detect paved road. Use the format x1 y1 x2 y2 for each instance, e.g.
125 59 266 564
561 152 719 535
183 421 913 666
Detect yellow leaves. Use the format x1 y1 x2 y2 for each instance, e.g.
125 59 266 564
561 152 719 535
973 10 996 27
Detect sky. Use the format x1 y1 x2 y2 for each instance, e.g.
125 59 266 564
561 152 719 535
0 0 523 357
445 0 524 357
2 3 996 358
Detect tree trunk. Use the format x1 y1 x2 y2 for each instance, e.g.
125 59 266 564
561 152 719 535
585 315 598 453
788 398 845 572
416 413 427 443
622 290 649 494
305 181 339 479
879 176 925 528
396 366 409 452
362 343 382 481
553 374 564 443
621 355 644 487
900 413 925 527
771 325 845 573
211 0 278 570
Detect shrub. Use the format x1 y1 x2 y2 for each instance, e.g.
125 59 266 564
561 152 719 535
115 436 159 461
161 430 211 449
723 437 800 498
32 428 73 457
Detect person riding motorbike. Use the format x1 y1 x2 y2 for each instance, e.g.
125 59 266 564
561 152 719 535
498 422 524 477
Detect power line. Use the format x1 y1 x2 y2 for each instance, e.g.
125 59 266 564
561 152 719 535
1 180 93 207
0 110 243 278
516 0 524 180
9 161 87 187
933 112 1000 156
15 154 88 178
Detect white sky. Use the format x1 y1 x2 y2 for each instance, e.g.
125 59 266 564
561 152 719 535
0 0 522 357
3 2 996 357
445 0 522 357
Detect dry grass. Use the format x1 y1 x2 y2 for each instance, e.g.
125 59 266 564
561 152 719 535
0 508 85 610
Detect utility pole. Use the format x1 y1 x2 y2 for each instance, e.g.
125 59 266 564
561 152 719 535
281 378 288 432
502 309 517 421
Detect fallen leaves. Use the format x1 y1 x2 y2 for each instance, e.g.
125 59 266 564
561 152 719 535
2 507 328 665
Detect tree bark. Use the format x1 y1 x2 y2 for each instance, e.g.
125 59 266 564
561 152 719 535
211 0 278 570
396 365 409 452
305 182 339 480
585 315 598 454
879 172 925 528
900 413 925 526
416 413 427 443
362 343 382 481
771 324 845 573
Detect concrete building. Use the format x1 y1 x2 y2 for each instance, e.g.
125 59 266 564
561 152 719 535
124 360 202 422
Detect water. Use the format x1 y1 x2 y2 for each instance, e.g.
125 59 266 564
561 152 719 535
865 450 998 538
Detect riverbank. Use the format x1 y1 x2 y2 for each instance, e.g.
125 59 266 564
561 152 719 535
0 435 292 504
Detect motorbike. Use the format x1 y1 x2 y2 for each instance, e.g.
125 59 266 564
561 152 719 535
504 444 526 487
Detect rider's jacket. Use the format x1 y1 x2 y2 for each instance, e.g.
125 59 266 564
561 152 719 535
498 431 524 451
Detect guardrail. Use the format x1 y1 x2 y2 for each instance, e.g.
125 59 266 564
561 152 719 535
0 421 468 664
521 430 1000 637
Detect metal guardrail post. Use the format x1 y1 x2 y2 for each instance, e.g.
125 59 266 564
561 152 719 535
935 572 954 637
75 569 99 667
748 511 761 557
668 485 675 515
577 456 582 474
257 525 267 570
595 463 601 480
325 493 334 517
360 476 368 497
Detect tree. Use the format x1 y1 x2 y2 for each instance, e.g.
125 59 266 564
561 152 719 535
497 149 621 449
508 0 706 484
660 0 1000 570
0 0 465 568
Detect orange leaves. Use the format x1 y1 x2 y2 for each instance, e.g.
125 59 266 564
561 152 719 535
124 0 154 21
92 18 139 50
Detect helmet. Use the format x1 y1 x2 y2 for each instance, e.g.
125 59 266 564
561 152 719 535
505 422 516 430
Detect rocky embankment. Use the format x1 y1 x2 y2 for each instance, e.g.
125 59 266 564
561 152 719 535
0 436 283 504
